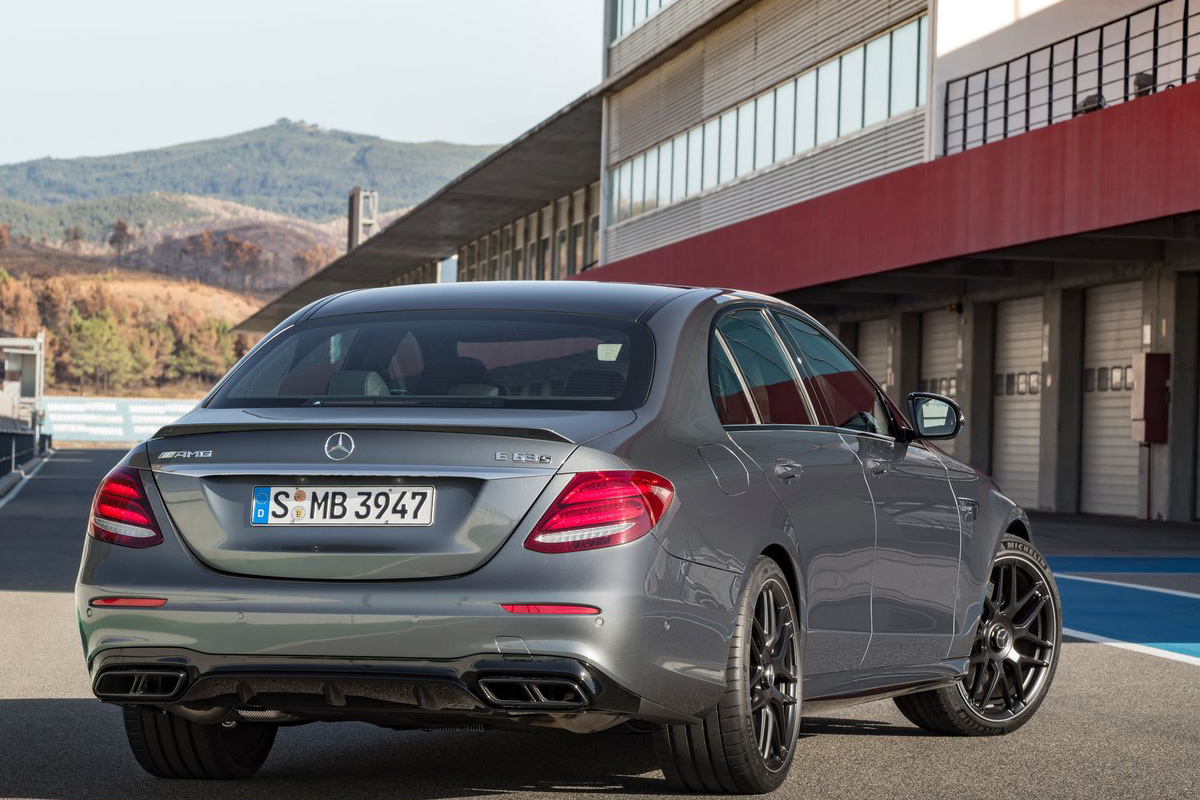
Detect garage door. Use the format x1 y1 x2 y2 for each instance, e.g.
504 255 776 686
921 310 961 458
1080 282 1142 517
991 297 1044 509
856 319 889 391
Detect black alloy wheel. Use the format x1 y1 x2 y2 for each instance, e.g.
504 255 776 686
959 551 1057 720
894 533 1061 736
748 577 801 770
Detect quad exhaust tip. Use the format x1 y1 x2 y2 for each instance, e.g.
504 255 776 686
94 668 188 700
476 676 589 710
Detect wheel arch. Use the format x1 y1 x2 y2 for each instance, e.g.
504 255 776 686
760 543 805 636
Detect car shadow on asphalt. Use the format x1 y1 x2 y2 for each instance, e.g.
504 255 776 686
0 699 922 799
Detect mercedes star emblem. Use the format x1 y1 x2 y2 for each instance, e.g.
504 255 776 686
324 432 355 461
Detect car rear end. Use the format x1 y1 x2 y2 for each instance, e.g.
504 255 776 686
75 293 717 735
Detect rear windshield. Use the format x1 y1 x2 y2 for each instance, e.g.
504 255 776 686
208 310 654 410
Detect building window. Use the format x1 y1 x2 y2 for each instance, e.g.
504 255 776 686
774 80 796 161
702 118 720 190
816 59 840 145
736 101 755 177
606 14 929 226
630 153 646 217
755 92 775 171
686 127 703 196
671 132 687 203
864 36 891 126
890 19 920 115
657 140 673 209
717 110 736 184
795 72 817 152
613 0 677 41
840 46 864 134
644 147 659 212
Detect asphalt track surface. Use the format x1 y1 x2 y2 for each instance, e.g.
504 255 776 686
0 450 1196 800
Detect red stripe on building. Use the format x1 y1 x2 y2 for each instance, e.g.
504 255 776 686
589 81 1200 293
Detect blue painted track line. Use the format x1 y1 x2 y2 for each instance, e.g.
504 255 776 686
1047 556 1200 574
1056 575 1200 660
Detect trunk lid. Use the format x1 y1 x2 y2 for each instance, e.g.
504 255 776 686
148 407 635 580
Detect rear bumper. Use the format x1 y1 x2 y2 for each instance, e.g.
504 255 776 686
88 647 692 726
77 529 742 720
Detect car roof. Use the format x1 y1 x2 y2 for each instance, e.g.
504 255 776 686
307 281 719 323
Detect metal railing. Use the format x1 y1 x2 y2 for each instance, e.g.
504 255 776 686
944 0 1199 154
0 432 44 474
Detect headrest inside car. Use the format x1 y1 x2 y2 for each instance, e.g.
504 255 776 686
327 370 390 397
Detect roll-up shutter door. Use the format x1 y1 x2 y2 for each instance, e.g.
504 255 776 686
1080 282 1143 517
991 297 1044 509
856 319 889 391
921 310 961 458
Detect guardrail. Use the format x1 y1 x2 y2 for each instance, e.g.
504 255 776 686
0 432 50 473
944 0 1199 154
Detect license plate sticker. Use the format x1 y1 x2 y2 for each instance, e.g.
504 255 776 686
251 486 435 526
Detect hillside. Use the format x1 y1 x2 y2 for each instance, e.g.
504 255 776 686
0 119 494 220
0 248 262 397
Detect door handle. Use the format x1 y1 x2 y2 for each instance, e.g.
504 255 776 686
866 458 891 477
774 457 804 481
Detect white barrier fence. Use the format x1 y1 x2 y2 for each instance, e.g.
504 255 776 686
43 396 201 443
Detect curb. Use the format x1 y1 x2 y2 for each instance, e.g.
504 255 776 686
0 454 50 503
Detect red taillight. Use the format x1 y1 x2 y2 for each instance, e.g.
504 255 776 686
524 470 673 554
500 603 601 615
89 466 163 548
90 597 167 607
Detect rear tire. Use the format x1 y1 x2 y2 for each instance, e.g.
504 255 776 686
652 556 801 794
122 707 277 779
894 533 1061 736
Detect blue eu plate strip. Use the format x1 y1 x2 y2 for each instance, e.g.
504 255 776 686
252 487 271 525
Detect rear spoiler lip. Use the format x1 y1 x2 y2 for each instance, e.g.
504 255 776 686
151 422 575 445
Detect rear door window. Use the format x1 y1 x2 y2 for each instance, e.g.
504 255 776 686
713 310 816 425
774 313 891 436
710 338 758 424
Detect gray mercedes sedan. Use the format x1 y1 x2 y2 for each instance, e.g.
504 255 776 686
76 282 1061 793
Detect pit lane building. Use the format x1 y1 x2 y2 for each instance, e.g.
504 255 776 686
240 0 1200 523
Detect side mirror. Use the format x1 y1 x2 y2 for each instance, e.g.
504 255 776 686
907 392 964 440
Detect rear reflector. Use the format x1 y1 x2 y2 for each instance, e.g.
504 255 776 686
524 470 674 554
89 466 163 548
500 604 600 615
90 597 168 608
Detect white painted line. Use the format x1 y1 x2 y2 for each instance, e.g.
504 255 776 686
0 455 52 514
1063 627 1200 667
1056 572 1200 601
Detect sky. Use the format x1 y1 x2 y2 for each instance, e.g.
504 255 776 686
0 0 604 165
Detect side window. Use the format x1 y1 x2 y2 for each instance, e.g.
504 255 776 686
715 311 815 425
709 340 757 424
775 314 891 437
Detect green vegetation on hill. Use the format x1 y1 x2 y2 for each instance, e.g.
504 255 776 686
0 194 209 244
0 119 495 220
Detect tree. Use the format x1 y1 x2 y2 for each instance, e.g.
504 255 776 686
292 242 339 278
108 219 133 264
61 309 141 392
63 225 84 251
0 223 10 250
223 233 264 290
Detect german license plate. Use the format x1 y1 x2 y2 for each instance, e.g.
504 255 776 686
251 486 435 526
